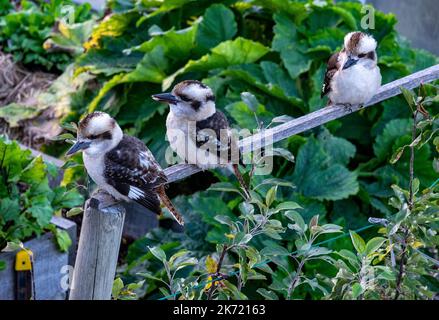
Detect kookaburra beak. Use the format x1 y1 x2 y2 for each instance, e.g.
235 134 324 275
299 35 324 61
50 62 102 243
151 93 179 104
343 56 358 70
66 140 91 156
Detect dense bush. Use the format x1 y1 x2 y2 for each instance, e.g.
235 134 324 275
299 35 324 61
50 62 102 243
0 0 93 72
4 0 436 299
0 136 84 270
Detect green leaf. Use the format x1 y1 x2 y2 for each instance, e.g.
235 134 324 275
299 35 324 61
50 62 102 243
285 210 306 233
112 277 124 300
195 4 237 52
318 129 356 166
257 288 278 300
261 61 298 98
208 182 241 194
260 244 289 257
0 260 6 271
374 119 411 161
400 87 416 112
240 92 260 112
293 137 359 201
349 231 366 254
365 237 387 256
272 13 311 79
273 201 301 212
54 229 72 252
265 186 277 207
163 37 269 90
65 207 83 217
337 249 360 270
88 46 168 112
148 246 167 263
1 198 20 222
351 282 363 299
136 25 197 60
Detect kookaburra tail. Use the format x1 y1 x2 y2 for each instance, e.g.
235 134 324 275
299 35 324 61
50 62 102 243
152 80 250 199
66 111 184 226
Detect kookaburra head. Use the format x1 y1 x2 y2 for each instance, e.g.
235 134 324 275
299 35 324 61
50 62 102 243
66 112 123 156
340 31 378 70
152 80 216 121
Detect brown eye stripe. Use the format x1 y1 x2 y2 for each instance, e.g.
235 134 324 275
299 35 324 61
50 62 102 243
206 94 215 102
179 94 191 102
87 131 112 140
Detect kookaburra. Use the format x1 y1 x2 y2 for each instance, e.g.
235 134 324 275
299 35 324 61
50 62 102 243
66 111 184 226
152 80 250 198
321 31 382 106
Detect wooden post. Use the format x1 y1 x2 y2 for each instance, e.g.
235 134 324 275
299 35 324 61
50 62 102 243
69 190 125 300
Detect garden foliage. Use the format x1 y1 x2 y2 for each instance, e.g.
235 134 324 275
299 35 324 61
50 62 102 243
0 136 84 269
0 0 93 71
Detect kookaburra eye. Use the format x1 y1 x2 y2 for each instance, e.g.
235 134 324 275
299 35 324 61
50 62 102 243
179 94 191 102
358 53 366 58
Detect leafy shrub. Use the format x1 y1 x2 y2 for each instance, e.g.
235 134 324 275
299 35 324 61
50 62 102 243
0 136 84 259
0 0 93 72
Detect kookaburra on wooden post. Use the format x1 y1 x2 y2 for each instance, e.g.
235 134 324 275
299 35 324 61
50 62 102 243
66 111 184 226
322 31 382 106
152 80 250 199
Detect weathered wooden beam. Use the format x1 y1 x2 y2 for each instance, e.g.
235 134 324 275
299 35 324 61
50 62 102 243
69 190 125 300
164 64 439 183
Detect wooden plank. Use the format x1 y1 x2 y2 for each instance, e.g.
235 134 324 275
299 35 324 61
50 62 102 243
164 64 439 183
0 216 76 300
69 190 125 300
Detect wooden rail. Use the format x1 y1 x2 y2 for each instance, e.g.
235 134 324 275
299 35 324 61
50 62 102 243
70 64 439 299
164 64 439 183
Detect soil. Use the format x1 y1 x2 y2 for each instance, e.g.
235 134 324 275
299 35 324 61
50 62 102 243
0 51 59 149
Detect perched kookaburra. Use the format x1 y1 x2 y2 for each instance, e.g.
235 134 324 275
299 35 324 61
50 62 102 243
321 31 381 106
66 111 184 226
152 80 250 198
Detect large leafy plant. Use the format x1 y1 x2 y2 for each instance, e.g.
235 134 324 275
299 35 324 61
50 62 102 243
0 0 93 72
0 136 84 265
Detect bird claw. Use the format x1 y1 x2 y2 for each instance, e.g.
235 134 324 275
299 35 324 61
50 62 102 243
87 189 122 211
343 103 353 112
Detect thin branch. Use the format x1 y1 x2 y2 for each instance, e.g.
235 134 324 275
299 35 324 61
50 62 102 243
287 259 305 300
394 229 409 300
164 64 439 184
394 101 421 300
207 245 228 300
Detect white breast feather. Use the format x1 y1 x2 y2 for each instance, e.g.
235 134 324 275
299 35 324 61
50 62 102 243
166 112 229 170
329 64 381 105
83 153 130 201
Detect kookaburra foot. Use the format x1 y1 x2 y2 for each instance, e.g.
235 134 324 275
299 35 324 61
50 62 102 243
87 189 122 211
343 103 353 113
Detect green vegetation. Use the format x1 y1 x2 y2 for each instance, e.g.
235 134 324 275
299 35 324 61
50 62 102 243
0 0 93 71
0 137 84 259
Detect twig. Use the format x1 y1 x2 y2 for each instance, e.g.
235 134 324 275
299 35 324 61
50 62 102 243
394 105 420 299
394 229 409 300
207 245 228 300
287 259 305 300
